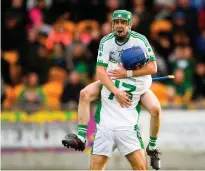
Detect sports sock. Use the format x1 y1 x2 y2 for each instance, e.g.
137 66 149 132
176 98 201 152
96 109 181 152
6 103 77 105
77 125 88 142
149 136 157 151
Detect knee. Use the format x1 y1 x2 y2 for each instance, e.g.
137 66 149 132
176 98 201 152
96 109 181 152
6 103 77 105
80 88 91 103
149 102 161 117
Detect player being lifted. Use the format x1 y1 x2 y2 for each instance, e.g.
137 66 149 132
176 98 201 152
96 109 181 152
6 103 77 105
62 10 161 170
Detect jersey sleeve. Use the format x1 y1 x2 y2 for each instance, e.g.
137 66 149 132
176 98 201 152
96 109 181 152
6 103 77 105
134 34 156 62
96 38 110 67
142 36 156 62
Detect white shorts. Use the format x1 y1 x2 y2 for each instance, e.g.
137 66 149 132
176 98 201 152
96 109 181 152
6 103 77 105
91 124 144 157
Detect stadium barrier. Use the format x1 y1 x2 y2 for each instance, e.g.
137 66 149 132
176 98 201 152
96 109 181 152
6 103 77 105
1 109 205 169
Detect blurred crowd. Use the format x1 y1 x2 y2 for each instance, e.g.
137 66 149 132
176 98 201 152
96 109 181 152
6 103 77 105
1 0 205 112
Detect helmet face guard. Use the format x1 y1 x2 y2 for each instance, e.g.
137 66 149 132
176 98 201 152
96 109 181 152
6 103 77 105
112 10 132 32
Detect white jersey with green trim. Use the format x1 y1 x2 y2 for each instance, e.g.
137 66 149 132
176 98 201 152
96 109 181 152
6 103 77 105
95 31 156 130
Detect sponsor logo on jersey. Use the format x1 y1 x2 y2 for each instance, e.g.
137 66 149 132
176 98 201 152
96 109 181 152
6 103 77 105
109 51 119 63
109 50 124 63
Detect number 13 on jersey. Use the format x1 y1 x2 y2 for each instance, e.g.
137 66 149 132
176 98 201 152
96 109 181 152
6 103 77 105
108 80 136 100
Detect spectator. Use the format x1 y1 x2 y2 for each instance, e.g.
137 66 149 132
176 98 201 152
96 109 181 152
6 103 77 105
50 43 67 69
2 11 28 68
9 64 23 87
1 57 23 108
1 0 204 109
2 13 27 52
151 31 174 71
87 29 101 62
171 45 195 85
132 0 153 37
87 29 101 79
25 29 50 83
45 20 72 50
61 71 85 109
168 44 184 63
168 69 193 107
5 0 28 30
152 47 168 76
42 66 67 108
17 72 46 113
154 0 177 20
150 19 172 40
66 31 87 62
195 28 205 61
175 0 199 40
106 0 120 13
28 0 52 34
192 63 205 101
26 29 43 76
172 30 190 46
172 10 187 34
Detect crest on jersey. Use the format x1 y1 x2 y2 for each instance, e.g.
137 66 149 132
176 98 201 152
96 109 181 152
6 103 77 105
109 51 122 63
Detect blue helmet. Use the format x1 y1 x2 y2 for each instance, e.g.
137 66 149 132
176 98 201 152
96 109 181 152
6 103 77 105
120 46 149 70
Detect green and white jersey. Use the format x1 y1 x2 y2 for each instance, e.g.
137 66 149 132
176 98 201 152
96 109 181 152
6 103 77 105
95 31 156 130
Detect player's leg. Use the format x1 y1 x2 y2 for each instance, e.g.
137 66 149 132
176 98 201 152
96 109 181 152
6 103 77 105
140 89 161 170
62 81 102 151
77 80 101 140
91 124 115 170
126 149 147 170
141 89 161 141
141 89 161 147
116 124 147 170
90 154 109 170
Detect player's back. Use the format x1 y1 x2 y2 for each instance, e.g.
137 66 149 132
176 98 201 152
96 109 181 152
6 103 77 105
96 31 153 130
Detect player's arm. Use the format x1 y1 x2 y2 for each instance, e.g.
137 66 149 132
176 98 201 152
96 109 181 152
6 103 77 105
96 66 119 96
108 61 157 79
132 60 157 76
108 37 157 79
96 39 119 95
132 36 157 76
96 38 131 107
96 66 132 107
132 37 157 77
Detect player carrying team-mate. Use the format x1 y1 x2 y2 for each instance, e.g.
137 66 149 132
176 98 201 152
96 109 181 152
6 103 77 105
62 10 161 170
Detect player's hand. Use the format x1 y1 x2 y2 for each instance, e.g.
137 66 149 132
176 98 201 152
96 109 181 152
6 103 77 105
108 64 126 80
115 90 132 108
